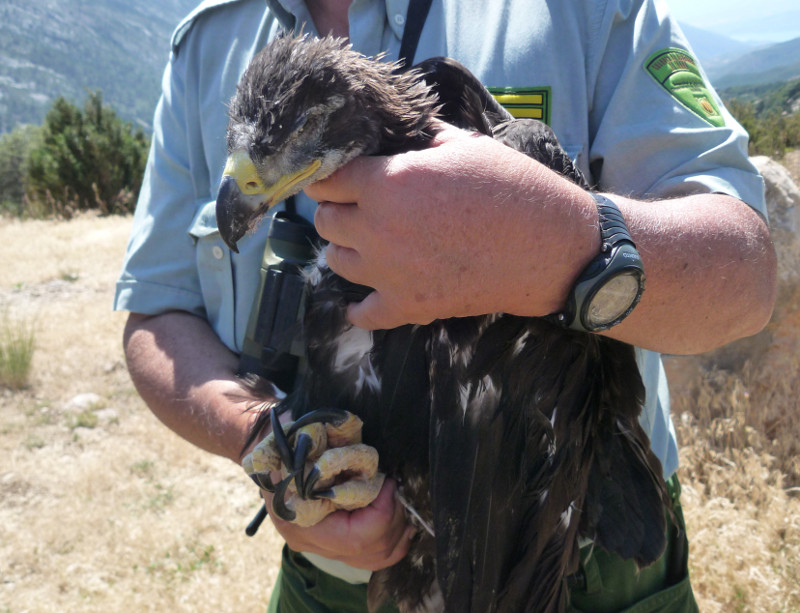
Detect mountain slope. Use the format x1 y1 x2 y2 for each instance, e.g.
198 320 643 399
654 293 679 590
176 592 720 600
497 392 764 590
0 0 197 133
712 37 800 88
678 22 755 76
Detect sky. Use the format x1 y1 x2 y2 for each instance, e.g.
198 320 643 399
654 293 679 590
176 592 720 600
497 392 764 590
665 0 800 42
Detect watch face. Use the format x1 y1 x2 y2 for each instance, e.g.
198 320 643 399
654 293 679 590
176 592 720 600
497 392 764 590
585 271 641 328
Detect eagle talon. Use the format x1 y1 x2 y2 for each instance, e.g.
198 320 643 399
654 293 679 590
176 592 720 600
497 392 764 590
293 432 314 498
303 465 321 498
272 473 298 521
249 472 276 493
271 408 296 472
310 487 336 500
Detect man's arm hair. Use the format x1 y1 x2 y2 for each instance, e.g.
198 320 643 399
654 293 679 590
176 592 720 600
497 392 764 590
123 310 270 462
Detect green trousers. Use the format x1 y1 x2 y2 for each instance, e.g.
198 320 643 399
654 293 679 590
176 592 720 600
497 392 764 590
267 476 698 613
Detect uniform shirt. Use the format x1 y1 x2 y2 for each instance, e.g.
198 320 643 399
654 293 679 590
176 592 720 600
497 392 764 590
114 0 766 584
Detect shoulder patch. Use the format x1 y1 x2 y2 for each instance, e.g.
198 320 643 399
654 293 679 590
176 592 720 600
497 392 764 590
488 87 551 125
645 48 724 128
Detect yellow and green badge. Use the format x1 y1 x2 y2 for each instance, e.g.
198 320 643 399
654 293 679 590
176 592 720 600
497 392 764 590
645 48 724 127
488 87 551 124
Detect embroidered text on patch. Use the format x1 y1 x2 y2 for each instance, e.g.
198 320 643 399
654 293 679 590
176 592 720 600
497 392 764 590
645 48 724 128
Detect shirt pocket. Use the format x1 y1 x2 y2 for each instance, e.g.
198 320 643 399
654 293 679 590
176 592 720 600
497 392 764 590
187 200 236 350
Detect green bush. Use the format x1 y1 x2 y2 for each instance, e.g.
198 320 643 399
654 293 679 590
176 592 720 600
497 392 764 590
724 87 800 158
23 91 150 217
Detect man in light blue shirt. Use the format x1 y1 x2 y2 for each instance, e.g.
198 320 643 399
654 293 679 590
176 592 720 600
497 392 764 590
116 0 776 610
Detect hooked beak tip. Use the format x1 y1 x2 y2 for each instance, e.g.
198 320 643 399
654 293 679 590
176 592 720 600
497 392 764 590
215 175 250 252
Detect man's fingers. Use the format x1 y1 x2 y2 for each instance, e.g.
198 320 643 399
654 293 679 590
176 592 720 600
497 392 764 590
314 200 361 247
347 292 432 331
346 292 394 331
324 243 372 287
261 476 414 570
369 525 417 570
304 156 386 203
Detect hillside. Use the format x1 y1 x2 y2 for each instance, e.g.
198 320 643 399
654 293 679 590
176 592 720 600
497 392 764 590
679 24 800 89
0 0 197 133
713 36 800 88
678 22 755 77
721 77 800 115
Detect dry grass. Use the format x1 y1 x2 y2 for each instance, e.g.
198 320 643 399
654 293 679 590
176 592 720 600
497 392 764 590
0 212 281 612
663 150 800 612
0 207 798 612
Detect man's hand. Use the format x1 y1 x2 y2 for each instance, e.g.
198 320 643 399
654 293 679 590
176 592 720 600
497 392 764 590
308 122 599 330
307 123 776 354
263 477 415 571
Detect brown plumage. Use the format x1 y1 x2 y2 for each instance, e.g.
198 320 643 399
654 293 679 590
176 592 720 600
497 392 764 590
217 35 673 613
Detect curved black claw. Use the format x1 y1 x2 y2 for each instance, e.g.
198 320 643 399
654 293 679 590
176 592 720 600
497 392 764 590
271 408 295 472
303 466 334 500
272 473 298 521
249 472 276 493
304 466 321 498
286 408 350 438
246 504 268 537
293 432 313 499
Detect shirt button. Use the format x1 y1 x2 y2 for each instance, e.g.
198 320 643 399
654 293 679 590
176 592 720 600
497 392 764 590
394 13 405 26
212 245 225 260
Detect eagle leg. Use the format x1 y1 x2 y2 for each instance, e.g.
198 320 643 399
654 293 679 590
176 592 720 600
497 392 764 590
272 444 384 525
286 408 352 437
246 409 383 525
284 408 355 498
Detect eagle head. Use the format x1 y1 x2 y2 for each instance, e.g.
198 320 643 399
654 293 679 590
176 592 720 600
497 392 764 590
216 34 441 251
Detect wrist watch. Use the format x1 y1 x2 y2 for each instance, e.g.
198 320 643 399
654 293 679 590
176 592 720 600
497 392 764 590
553 193 645 333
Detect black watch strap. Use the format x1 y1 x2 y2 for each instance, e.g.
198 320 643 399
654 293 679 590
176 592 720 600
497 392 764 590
550 193 645 332
594 193 636 251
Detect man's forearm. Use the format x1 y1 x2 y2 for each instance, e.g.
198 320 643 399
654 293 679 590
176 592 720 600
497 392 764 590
603 193 776 354
123 311 270 463
309 126 777 354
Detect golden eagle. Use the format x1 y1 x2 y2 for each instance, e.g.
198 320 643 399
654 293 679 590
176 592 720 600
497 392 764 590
217 35 671 613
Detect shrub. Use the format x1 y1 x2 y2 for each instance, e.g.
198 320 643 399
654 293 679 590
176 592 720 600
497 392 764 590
724 94 800 158
24 91 149 217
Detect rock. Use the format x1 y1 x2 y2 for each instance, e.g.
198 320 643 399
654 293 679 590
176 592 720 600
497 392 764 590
72 426 103 443
93 408 119 424
63 392 102 414
752 156 800 316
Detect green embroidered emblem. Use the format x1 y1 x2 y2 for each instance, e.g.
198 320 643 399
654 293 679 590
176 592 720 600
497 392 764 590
488 87 551 125
645 48 724 127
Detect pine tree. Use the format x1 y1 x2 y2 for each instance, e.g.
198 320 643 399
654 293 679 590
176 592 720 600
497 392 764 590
25 91 149 216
